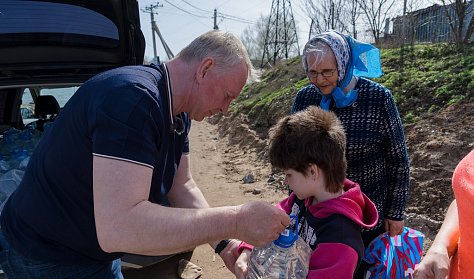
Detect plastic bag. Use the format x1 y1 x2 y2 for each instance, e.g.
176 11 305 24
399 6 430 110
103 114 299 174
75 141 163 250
363 227 424 279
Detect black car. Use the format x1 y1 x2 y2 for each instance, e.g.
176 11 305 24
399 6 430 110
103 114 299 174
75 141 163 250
0 0 180 275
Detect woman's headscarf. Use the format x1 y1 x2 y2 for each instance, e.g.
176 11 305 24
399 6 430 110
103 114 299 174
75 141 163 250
302 31 383 110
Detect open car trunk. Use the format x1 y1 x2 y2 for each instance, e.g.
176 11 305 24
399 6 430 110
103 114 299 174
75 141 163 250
0 0 179 273
0 0 145 89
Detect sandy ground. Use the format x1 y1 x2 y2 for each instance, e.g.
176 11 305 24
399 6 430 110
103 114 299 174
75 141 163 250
123 120 286 279
187 120 287 279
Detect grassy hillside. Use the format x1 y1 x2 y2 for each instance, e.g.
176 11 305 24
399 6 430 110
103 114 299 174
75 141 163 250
222 43 474 139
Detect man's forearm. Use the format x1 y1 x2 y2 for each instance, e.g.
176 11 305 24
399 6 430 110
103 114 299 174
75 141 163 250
98 201 237 256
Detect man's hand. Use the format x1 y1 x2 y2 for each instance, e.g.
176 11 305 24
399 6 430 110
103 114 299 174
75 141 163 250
218 239 241 274
413 246 450 279
384 219 404 237
235 201 290 247
235 249 252 279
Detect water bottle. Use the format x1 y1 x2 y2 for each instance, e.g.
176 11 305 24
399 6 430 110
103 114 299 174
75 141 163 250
0 155 10 174
17 149 30 170
0 169 25 211
43 121 54 132
0 128 20 157
8 148 29 170
247 215 312 279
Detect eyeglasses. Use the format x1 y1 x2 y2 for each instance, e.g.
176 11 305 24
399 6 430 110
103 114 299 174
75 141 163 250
306 69 337 78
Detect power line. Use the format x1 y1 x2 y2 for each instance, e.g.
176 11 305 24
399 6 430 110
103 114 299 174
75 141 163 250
179 0 210 13
164 0 256 25
163 0 210 19
216 0 234 9
177 0 254 24
218 12 256 24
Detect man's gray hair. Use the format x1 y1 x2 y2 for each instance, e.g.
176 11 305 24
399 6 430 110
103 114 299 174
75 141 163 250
177 30 258 82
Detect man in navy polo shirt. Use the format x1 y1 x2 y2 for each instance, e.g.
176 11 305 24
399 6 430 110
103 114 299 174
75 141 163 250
0 30 290 278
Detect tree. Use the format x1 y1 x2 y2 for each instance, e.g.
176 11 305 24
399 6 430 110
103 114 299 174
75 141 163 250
400 0 427 45
356 0 398 43
440 0 474 49
302 0 350 37
347 0 361 38
408 0 429 39
241 15 268 62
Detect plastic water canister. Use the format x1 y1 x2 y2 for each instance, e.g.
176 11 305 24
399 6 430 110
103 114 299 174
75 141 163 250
0 128 20 156
0 155 10 174
247 215 312 279
17 149 30 170
0 169 25 211
43 122 54 132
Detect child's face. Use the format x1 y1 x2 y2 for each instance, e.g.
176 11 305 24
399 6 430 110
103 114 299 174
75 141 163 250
283 167 320 200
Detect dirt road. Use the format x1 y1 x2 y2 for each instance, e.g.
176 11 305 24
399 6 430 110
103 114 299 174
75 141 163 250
188 120 287 279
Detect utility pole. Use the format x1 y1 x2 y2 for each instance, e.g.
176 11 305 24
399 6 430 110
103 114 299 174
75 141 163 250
143 3 163 64
213 9 219 30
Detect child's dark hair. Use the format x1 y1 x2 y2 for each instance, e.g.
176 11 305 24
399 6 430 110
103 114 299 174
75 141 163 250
268 106 347 193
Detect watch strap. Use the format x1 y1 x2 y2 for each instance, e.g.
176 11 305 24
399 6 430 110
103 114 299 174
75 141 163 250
214 239 231 254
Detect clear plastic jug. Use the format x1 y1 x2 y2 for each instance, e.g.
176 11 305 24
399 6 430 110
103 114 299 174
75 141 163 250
247 214 312 279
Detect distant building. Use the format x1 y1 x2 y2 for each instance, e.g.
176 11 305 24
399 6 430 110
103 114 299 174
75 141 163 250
387 1 474 44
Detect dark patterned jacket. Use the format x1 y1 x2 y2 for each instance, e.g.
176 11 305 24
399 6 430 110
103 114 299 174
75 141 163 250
292 77 410 230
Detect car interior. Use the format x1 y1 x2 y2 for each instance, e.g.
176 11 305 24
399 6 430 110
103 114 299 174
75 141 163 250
0 0 175 273
0 88 23 134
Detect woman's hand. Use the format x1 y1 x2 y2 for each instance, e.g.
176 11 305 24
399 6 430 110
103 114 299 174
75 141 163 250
413 245 450 279
384 219 404 237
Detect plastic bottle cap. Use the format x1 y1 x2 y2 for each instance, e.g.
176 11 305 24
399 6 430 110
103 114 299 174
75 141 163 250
273 214 299 248
273 228 298 248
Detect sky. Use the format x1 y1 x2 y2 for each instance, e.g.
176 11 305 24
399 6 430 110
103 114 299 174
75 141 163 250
137 0 311 62
137 0 437 62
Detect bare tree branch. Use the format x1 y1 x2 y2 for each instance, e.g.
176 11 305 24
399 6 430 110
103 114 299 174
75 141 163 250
356 0 397 42
302 0 351 36
439 0 474 49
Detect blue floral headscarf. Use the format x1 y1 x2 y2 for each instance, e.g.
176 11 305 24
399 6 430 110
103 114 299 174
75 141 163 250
303 31 383 110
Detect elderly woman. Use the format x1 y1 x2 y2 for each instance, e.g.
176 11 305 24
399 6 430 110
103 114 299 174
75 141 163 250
291 31 410 278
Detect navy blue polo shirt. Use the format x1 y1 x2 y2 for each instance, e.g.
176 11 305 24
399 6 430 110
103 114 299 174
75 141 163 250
0 65 191 263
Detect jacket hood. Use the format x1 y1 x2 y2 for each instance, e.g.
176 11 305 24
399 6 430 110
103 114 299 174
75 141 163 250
306 179 378 228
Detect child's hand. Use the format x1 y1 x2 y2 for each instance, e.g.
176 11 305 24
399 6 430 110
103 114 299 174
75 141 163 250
218 239 242 274
235 249 252 279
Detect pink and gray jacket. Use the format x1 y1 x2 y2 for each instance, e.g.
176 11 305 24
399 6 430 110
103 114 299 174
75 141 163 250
280 179 378 278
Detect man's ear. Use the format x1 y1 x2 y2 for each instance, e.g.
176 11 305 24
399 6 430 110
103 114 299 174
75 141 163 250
196 57 214 81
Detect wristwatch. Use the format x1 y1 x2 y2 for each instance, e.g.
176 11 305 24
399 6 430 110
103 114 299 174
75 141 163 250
214 239 231 254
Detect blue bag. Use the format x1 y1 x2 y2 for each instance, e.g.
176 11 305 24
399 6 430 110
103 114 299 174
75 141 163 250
363 227 424 279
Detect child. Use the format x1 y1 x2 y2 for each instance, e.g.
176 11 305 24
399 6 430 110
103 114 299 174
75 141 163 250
236 106 378 279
